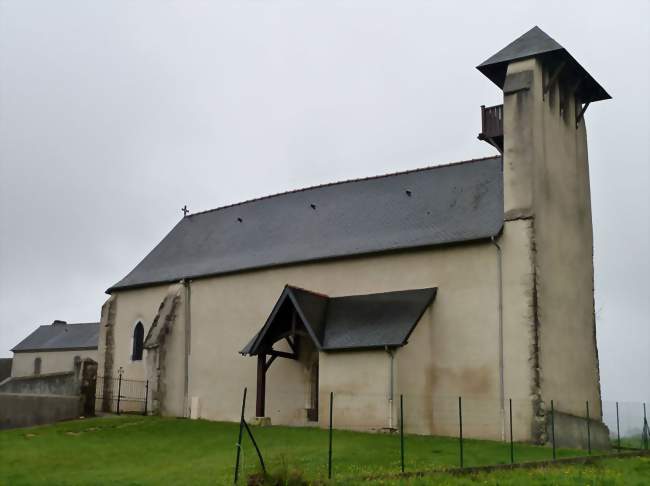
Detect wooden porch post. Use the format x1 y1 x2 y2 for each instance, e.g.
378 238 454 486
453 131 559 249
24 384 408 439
256 353 266 417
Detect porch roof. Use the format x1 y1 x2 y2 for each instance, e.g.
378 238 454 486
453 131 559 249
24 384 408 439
240 285 437 355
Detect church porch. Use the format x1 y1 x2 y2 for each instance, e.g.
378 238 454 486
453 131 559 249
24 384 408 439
240 285 437 429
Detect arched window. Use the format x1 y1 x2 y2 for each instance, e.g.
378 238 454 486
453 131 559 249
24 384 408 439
34 357 42 375
132 322 144 361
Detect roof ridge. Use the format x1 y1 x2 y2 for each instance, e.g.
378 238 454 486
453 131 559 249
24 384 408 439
37 322 99 327
187 155 500 218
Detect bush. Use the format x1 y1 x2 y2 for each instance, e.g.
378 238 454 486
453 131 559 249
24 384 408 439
246 471 310 486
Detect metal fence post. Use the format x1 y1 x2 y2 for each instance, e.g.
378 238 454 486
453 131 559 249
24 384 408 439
328 392 334 480
458 396 464 469
400 394 405 473
550 400 556 460
234 387 247 484
509 398 514 464
143 380 149 416
643 402 650 451
616 401 621 452
586 401 591 455
242 421 266 474
117 374 122 415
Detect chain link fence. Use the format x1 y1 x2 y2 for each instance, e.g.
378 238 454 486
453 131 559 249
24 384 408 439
232 389 649 483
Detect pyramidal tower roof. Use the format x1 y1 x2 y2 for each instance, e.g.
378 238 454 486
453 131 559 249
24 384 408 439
478 26 564 69
477 26 611 103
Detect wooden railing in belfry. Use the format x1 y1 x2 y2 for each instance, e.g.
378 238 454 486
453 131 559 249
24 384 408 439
480 104 503 139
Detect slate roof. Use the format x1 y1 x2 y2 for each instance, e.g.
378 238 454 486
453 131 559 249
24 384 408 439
109 156 503 292
477 26 610 103
11 322 100 353
241 286 437 354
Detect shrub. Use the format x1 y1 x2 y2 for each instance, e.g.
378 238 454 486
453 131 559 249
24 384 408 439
246 454 324 485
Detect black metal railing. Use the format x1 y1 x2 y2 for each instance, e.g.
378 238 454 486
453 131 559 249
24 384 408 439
96 374 148 415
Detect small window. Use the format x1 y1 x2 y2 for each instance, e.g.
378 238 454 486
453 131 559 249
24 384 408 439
34 357 42 375
132 322 144 361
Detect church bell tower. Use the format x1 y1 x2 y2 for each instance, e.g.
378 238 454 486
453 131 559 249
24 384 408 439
477 27 611 444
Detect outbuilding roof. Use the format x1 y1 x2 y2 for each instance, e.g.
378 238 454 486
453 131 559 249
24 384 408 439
109 156 503 292
11 322 100 353
241 285 437 354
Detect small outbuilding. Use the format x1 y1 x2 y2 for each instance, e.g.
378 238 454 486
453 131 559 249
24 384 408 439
10 320 99 377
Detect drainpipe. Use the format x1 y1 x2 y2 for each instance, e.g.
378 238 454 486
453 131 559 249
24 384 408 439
183 279 192 418
491 236 506 441
386 346 395 430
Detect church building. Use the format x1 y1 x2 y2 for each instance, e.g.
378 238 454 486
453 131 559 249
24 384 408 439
97 27 611 447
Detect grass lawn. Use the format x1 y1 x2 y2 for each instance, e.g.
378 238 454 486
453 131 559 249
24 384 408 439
0 415 646 485
371 457 650 485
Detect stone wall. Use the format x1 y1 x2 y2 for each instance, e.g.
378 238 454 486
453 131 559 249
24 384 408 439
0 393 81 430
547 410 611 450
0 371 79 396
0 358 12 382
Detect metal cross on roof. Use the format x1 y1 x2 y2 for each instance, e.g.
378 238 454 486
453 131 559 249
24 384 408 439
182 205 189 217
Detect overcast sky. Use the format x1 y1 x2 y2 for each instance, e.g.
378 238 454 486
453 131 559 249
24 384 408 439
0 1 647 403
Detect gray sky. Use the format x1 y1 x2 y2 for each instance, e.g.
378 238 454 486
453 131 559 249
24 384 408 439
0 1 648 403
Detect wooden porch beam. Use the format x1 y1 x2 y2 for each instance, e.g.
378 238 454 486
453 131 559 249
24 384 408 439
264 354 277 371
285 336 297 354
268 350 298 361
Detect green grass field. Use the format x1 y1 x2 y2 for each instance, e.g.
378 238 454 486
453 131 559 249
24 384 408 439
0 415 647 485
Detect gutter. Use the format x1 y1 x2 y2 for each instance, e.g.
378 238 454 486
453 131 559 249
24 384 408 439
386 346 395 430
11 346 98 353
491 236 506 441
105 235 502 295
183 279 192 418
